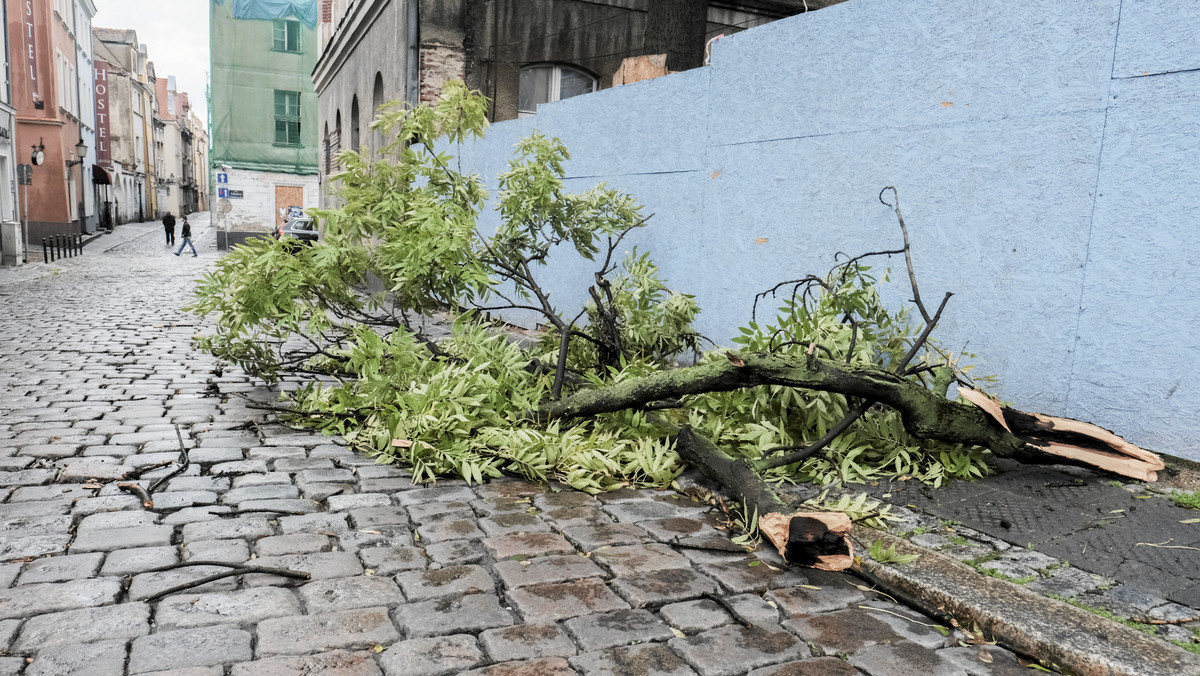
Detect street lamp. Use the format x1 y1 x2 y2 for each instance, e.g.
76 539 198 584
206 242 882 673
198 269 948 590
65 138 88 232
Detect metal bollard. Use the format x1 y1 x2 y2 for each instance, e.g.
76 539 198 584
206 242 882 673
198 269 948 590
77 234 83 255
56 234 63 260
42 238 48 263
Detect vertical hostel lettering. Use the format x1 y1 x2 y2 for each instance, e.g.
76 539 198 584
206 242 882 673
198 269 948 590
24 0 38 104
94 61 110 164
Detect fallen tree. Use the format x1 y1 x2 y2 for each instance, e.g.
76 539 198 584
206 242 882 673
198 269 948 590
190 83 1159 568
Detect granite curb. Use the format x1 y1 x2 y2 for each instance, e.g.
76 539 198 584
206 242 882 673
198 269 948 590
852 528 1200 676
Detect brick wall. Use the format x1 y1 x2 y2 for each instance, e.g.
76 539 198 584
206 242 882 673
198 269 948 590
419 43 467 105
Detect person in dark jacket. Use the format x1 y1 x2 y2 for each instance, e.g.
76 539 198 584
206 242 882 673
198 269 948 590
173 216 196 257
162 212 176 245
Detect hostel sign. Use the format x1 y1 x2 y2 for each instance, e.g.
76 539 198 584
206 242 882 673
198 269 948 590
94 61 111 165
23 0 39 104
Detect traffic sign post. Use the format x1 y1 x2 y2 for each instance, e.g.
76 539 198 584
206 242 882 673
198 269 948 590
17 163 31 263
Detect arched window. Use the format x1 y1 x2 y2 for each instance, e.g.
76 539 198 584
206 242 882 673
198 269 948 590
518 64 597 118
350 95 360 151
372 72 384 151
332 110 342 171
322 122 330 174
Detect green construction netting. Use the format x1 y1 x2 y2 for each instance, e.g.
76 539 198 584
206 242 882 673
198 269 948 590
210 0 319 175
213 0 318 29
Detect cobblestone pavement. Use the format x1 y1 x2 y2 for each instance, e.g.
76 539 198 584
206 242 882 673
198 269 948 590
0 221 1028 675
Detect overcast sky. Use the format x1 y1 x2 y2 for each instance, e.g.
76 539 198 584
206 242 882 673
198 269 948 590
93 0 210 122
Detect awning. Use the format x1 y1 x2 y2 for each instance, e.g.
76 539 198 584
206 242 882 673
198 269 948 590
92 165 112 185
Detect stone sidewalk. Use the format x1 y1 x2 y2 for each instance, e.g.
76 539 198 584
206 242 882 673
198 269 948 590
863 458 1200 656
0 227 1049 675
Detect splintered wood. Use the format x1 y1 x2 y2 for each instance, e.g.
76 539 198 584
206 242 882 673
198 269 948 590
957 388 1163 482
759 511 854 571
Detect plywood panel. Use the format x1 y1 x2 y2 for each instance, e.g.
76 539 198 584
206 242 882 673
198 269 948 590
274 185 304 226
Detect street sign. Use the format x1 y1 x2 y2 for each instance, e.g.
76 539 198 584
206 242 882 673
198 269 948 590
217 172 228 184
228 189 243 199
17 164 32 185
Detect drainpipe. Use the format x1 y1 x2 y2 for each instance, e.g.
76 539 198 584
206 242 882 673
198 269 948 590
406 0 420 107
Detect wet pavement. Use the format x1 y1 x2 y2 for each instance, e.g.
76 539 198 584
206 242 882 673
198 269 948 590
0 217 1189 674
866 458 1200 649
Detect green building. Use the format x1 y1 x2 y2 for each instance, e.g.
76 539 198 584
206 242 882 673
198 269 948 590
210 0 319 241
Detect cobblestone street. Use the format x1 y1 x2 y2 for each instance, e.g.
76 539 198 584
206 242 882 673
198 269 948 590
0 219 1027 675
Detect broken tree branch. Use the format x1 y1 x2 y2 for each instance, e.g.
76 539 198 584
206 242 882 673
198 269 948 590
674 426 853 570
118 482 153 509
541 351 1162 481
141 561 312 602
147 425 192 494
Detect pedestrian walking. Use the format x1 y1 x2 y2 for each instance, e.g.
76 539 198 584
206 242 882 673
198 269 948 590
174 216 197 257
163 212 176 245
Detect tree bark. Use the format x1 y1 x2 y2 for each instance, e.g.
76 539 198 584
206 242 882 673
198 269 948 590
643 0 709 71
675 425 853 570
540 351 1162 481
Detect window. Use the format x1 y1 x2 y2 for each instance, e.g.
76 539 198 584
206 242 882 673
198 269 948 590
56 51 78 116
273 20 301 53
518 64 597 118
323 123 331 174
274 90 302 146
350 95 360 151
372 72 384 151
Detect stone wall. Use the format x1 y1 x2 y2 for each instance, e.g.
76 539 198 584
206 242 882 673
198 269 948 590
456 0 1200 458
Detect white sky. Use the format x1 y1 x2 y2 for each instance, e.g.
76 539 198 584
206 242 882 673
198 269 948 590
92 0 210 123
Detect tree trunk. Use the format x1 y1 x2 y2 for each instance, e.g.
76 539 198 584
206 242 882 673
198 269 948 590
675 426 854 570
643 0 709 71
540 351 1163 481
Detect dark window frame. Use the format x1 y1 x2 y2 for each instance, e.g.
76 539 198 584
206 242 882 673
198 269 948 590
274 90 302 147
518 63 598 118
272 19 302 53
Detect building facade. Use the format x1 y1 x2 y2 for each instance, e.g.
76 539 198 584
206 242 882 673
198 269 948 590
6 0 98 242
72 0 96 232
0 0 20 264
311 1 826 206
210 0 319 239
93 27 157 224
154 75 186 217
187 109 208 213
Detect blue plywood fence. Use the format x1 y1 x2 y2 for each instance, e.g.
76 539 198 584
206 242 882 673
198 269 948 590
457 0 1200 460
